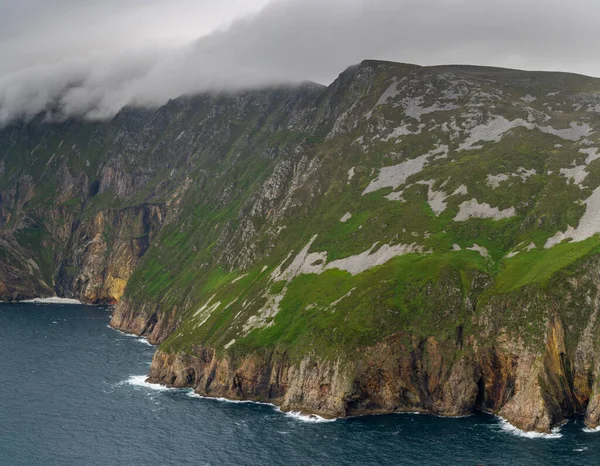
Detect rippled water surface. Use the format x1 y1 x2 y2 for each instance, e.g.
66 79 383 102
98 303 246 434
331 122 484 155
1 303 599 465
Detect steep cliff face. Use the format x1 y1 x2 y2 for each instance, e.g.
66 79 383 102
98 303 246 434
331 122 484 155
141 245 600 433
146 256 600 433
0 84 323 302
53 204 166 304
0 181 167 303
4 60 600 432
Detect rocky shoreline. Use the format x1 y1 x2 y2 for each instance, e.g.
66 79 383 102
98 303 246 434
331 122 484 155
107 300 600 435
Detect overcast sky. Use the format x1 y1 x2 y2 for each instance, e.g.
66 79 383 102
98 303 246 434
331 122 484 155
0 0 598 124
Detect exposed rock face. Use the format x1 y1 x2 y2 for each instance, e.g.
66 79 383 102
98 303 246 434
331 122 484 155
148 348 351 417
142 253 600 433
0 84 323 303
55 204 166 304
110 298 180 345
0 238 54 300
145 264 600 434
4 60 600 433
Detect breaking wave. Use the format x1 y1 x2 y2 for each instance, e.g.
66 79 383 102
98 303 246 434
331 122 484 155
21 297 83 305
496 416 563 439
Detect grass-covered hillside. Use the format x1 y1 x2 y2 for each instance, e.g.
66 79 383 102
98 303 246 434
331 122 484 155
125 61 600 360
4 60 600 431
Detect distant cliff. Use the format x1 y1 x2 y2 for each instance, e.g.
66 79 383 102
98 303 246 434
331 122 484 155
4 60 600 432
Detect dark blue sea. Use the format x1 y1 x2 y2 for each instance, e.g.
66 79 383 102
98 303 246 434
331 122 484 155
0 303 598 465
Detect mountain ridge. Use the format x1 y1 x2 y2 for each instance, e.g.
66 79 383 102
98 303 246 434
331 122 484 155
3 59 600 432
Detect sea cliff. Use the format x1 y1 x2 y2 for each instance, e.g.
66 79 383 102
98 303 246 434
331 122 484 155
4 60 600 432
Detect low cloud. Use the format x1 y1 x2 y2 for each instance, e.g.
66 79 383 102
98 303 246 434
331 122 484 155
0 0 598 125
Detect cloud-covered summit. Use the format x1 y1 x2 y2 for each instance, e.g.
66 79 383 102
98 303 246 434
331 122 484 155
0 0 598 125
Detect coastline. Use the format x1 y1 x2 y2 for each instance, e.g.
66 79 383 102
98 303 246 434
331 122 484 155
19 297 85 305
106 304 600 438
121 368 576 435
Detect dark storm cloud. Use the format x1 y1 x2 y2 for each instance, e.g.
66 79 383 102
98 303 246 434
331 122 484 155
0 0 598 125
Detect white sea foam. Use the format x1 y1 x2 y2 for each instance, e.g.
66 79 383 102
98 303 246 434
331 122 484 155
107 325 137 337
434 413 473 419
496 416 563 439
135 338 155 346
121 376 570 434
186 391 336 422
21 297 82 304
121 375 171 391
583 425 600 433
186 391 273 406
277 409 336 423
351 410 471 420
108 326 153 346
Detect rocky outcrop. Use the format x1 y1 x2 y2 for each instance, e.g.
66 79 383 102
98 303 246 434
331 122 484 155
0 238 54 301
110 298 180 345
139 255 600 434
55 203 166 304
144 318 593 433
148 348 351 417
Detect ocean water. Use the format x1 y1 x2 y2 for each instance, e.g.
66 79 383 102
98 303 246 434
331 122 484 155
0 303 599 465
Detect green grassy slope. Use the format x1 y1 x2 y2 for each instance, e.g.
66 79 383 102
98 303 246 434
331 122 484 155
2 60 600 360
